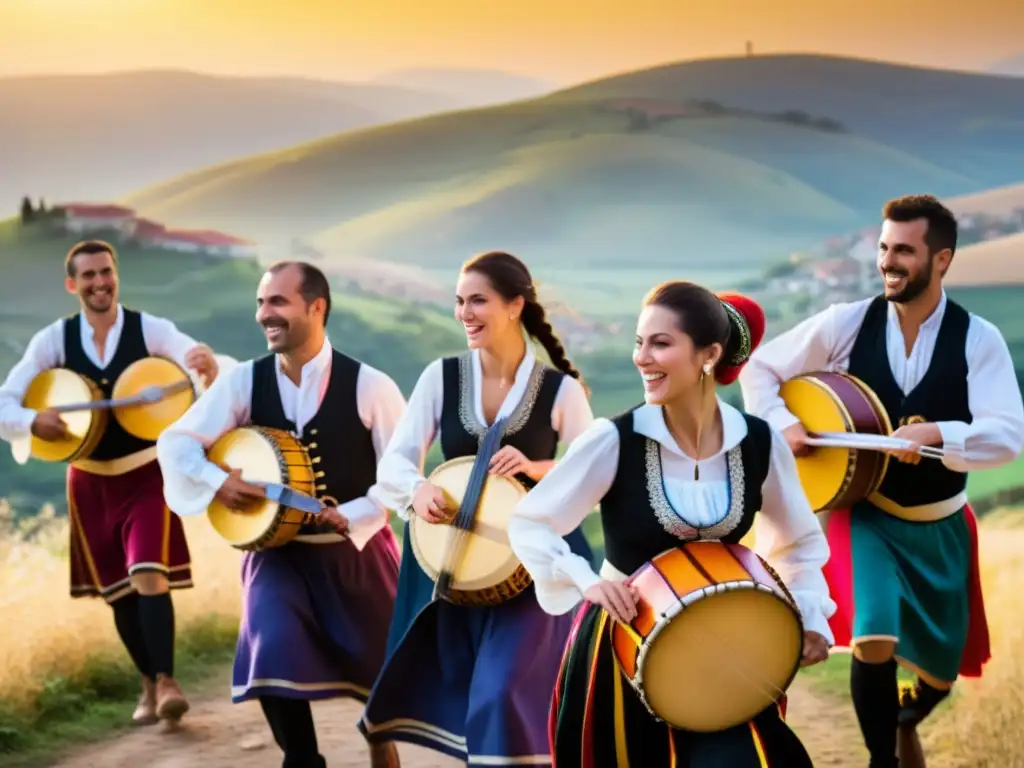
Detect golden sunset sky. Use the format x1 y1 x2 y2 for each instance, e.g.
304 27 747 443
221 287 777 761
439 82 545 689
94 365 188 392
0 0 1020 83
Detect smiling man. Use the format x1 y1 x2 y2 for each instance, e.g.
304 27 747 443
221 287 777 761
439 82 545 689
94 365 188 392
0 239 221 727
156 260 405 768
738 195 1024 768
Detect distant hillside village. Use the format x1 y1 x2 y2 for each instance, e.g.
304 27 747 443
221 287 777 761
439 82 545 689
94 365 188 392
756 205 1024 318
18 197 257 258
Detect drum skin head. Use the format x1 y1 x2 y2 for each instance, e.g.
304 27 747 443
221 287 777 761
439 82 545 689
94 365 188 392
113 356 196 441
411 456 526 591
778 376 854 512
641 589 803 732
19 369 100 462
206 428 283 546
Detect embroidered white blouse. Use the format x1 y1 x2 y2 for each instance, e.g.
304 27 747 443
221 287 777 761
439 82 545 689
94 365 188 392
508 400 837 643
156 337 407 549
369 346 594 518
738 292 1024 473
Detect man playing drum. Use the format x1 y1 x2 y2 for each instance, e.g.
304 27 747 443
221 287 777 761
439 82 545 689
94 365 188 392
739 195 1024 767
0 239 220 725
156 261 405 768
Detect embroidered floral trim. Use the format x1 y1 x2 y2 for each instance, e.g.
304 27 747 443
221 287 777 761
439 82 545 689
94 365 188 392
457 352 545 440
644 439 746 541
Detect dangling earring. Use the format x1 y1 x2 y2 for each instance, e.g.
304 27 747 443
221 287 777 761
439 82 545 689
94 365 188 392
694 362 712 481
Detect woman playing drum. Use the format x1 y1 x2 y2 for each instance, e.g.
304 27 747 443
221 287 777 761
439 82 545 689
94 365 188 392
508 282 836 767
358 251 596 766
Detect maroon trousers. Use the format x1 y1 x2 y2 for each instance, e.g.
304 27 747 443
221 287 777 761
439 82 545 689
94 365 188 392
67 458 192 603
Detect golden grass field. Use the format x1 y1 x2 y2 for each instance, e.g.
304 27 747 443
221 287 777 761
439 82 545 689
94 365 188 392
0 502 1022 766
0 505 244 715
949 182 1024 218
945 232 1024 287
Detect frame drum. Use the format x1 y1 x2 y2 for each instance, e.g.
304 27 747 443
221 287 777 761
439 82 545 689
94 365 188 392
12 369 107 464
779 371 892 512
611 542 804 733
408 455 533 606
112 356 197 442
205 427 317 551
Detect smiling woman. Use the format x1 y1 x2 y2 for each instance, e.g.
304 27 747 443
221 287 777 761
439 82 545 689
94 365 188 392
507 280 838 766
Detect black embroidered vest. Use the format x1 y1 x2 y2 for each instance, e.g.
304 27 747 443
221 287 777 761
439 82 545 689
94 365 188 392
599 407 772 577
848 296 972 507
63 308 153 460
439 353 562 479
438 353 592 560
250 350 377 537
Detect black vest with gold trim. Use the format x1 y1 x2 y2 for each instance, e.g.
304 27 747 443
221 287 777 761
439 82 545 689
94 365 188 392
250 349 377 536
847 296 971 507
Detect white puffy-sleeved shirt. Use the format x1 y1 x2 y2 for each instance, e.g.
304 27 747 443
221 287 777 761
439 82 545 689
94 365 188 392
738 292 1024 473
508 399 837 644
156 337 407 550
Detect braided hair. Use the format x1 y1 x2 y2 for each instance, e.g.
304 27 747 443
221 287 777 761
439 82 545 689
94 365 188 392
461 251 589 395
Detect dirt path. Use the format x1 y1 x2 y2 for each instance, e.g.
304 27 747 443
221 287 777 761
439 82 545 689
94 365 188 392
48 669 869 768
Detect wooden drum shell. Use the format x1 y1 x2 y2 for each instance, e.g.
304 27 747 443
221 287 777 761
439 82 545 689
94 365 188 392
408 455 533 608
205 426 317 551
779 371 893 512
611 542 804 733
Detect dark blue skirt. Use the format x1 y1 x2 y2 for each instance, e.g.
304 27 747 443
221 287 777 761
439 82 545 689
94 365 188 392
358 523 593 765
231 527 400 704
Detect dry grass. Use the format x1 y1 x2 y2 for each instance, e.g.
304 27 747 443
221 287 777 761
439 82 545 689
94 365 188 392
0 502 243 714
945 232 1024 287
919 512 1024 767
949 182 1024 218
0 502 1022 765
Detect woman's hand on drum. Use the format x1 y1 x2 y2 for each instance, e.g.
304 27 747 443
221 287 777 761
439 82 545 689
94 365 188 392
489 446 535 479
583 579 639 624
412 481 449 524
800 631 830 667
215 468 266 511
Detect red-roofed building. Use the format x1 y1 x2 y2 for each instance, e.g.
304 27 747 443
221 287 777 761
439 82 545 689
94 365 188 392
149 229 258 257
58 203 136 233
122 217 166 240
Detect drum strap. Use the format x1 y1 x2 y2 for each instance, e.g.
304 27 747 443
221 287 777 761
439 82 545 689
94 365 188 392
432 417 508 602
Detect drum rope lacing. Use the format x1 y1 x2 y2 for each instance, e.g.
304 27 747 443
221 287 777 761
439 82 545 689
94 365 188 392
432 416 508 601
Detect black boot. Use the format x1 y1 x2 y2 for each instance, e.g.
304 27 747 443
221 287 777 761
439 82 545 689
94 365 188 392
898 678 951 728
851 657 900 768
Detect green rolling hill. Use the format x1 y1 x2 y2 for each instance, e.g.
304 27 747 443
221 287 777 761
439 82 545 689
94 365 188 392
121 54 1024 278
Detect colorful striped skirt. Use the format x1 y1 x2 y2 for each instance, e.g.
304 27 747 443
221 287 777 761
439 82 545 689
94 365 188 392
550 601 814 768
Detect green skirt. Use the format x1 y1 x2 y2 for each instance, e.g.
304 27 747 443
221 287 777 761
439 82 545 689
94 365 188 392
850 502 971 682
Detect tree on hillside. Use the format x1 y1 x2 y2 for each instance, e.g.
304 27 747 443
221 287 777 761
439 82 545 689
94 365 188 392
19 196 34 223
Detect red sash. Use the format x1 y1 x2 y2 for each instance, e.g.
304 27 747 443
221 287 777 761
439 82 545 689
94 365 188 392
820 503 990 677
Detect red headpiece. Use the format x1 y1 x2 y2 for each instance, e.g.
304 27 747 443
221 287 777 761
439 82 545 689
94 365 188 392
714 292 766 386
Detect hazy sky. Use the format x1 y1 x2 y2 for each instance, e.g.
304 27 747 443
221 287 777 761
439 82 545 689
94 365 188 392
0 0 1020 84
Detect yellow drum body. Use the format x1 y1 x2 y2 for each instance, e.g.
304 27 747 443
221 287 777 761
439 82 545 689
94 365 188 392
205 427 317 551
12 369 107 464
112 356 196 441
408 456 532 607
779 371 892 512
611 542 804 733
